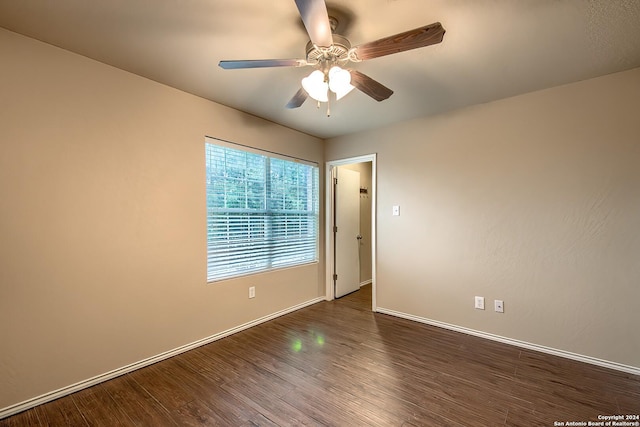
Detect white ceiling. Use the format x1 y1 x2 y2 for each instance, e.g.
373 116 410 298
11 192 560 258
1 0 640 139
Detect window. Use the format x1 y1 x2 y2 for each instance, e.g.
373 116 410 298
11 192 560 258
205 140 319 281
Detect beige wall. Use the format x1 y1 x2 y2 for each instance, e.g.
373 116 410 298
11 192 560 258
0 28 324 410
326 67 640 368
341 162 373 284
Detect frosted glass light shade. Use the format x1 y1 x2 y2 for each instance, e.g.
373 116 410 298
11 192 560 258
302 70 328 102
328 66 354 100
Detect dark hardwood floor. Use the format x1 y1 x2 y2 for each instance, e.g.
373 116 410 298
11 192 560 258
2 284 639 426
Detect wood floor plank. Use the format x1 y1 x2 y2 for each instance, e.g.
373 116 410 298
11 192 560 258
101 373 178 426
33 395 87 426
218 381 323 427
170 398 240 426
280 384 398 427
246 412 281 427
0 408 41 427
170 394 260 427
618 390 640 413
71 383 133 426
2 284 639 426
128 360 199 411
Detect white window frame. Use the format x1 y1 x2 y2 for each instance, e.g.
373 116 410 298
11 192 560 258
205 137 319 282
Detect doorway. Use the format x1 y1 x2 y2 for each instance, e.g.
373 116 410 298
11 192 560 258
325 154 376 310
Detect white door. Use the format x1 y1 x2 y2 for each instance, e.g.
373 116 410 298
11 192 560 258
334 166 361 298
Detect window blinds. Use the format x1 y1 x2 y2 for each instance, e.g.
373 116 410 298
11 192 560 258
205 142 319 281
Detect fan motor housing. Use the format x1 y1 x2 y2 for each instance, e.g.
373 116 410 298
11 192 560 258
305 34 351 65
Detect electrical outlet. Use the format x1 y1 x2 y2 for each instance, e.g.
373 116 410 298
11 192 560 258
249 286 255 299
494 300 504 313
474 296 485 310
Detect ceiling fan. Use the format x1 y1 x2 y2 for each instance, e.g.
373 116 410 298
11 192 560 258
219 0 445 112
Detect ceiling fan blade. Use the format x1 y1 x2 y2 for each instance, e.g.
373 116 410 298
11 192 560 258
219 59 307 69
294 0 333 48
285 88 308 109
351 22 445 61
349 70 394 102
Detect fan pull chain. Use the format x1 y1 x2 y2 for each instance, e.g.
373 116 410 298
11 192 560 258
327 96 331 117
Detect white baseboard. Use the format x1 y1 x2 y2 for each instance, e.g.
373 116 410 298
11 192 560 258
375 307 640 376
0 297 325 420
360 280 372 287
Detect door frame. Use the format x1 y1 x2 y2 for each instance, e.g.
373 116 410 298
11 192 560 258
325 154 377 311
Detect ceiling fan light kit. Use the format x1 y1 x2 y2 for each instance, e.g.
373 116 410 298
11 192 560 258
302 66 354 103
218 0 445 114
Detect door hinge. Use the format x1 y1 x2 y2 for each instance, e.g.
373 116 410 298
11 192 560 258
334 177 338 185
333 225 338 233
333 274 338 281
